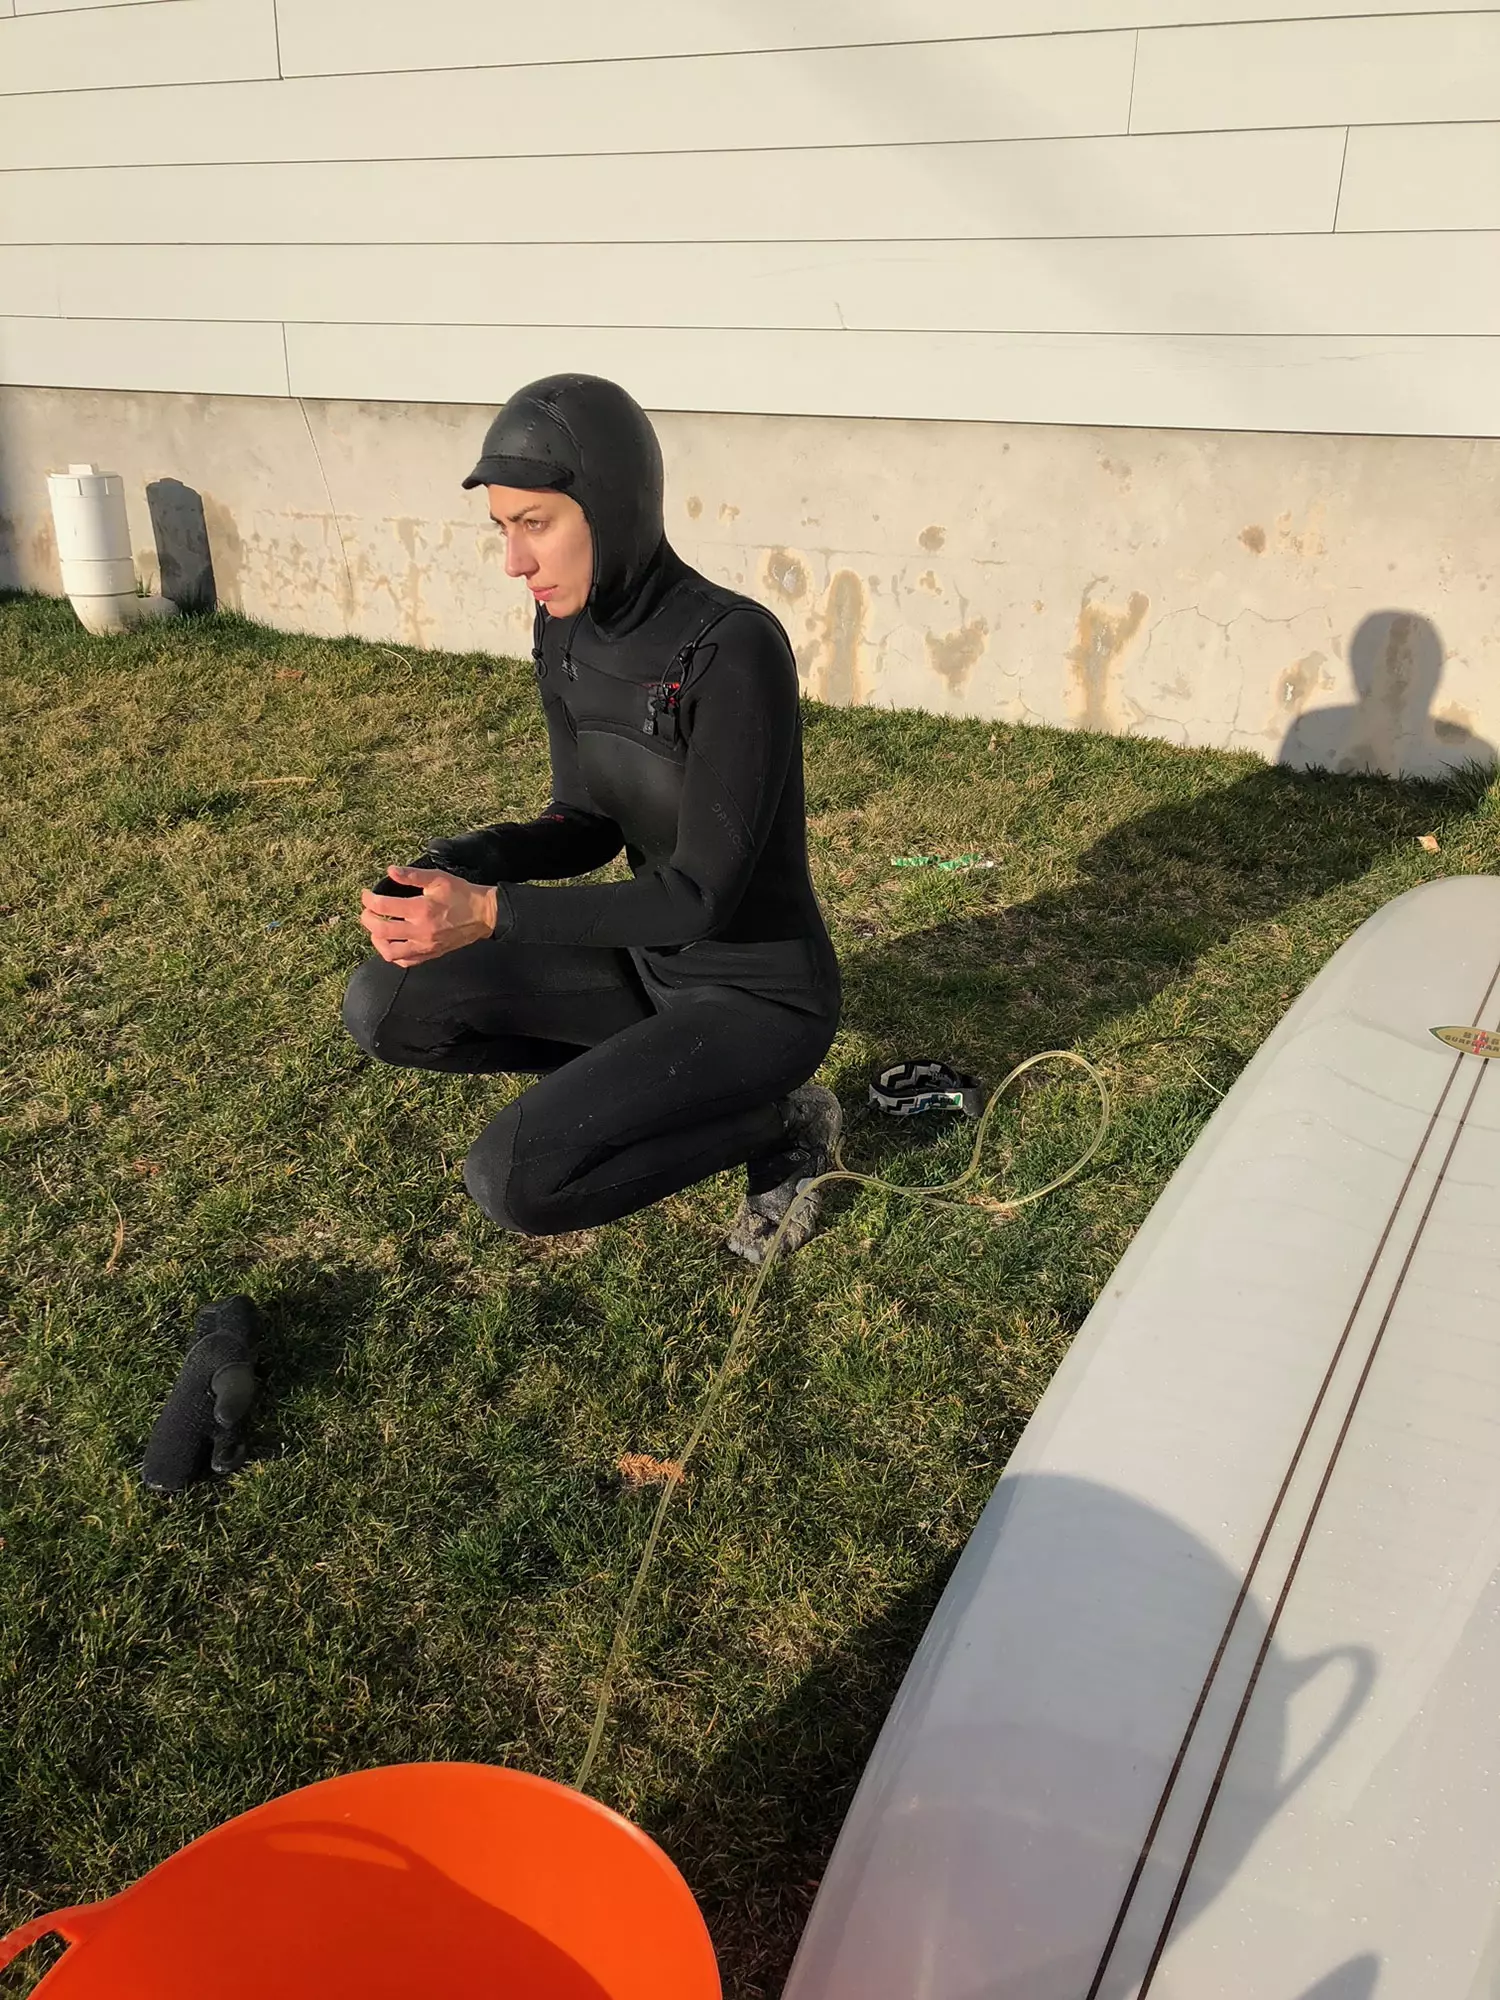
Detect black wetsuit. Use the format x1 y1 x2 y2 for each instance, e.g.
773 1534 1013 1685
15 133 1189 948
341 374 840 1234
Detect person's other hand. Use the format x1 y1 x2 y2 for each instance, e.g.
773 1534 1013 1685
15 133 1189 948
360 866 499 967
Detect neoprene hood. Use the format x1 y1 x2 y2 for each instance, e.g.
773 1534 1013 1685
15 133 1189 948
463 374 666 628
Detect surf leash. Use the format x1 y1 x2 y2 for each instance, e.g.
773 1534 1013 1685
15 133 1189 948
574 1046 1113 1792
868 1057 987 1121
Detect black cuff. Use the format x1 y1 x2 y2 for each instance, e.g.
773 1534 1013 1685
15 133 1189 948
490 886 516 941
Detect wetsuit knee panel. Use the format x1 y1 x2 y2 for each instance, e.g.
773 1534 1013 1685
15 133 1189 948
341 957 407 1058
466 1101 594 1236
463 1105 532 1231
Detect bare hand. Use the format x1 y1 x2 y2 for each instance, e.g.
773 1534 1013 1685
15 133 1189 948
359 866 499 967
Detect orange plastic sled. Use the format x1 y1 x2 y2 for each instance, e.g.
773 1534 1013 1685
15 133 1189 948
0 1762 720 1998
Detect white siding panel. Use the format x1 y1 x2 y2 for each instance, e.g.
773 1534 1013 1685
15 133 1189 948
0 75 260 169
0 130 1346 245
0 0 277 96
8 234 1500 338
1339 123 1500 233
17 0 190 12
285 321 1500 436
0 313 286 391
0 243 62 310
276 0 1500 77
0 33 1135 173
1132 13 1500 134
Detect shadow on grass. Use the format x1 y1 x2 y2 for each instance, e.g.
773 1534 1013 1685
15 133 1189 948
644 1559 959 2000
240 1258 385 1461
651 1466 1384 2000
645 762 1490 1996
839 761 1493 1081
96 776 245 833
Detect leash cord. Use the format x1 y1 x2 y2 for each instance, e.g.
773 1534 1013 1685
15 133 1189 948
574 1047 1112 1792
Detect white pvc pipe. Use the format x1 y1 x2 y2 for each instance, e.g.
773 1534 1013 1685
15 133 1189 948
46 463 180 634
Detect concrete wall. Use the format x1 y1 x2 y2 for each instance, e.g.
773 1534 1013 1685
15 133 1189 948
3 382 1495 780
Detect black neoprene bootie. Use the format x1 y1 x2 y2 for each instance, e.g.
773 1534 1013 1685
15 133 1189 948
372 839 500 899
142 1295 261 1492
726 1084 843 1265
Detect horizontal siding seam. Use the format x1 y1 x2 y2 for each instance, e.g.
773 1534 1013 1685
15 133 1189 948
7 228 1472 247
0 122 1377 173
9 311 1500 337
10 0 196 15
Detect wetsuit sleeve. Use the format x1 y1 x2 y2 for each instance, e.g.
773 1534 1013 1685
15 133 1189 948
428 683 625 882
490 611 797 947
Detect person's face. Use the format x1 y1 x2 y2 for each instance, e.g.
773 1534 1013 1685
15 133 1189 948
487 485 593 618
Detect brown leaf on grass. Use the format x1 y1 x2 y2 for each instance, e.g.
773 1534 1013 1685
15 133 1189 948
525 1229 596 1261
275 668 306 682
969 1195 1018 1222
104 1198 125 1274
1418 832 1440 853
130 1158 161 1177
616 1453 686 1488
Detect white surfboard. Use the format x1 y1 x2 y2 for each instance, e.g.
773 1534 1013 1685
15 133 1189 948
785 874 1500 2000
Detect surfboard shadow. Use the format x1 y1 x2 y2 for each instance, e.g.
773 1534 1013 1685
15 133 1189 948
641 1550 961 1998
838 757 1490 1084
653 1474 1378 1999
1296 1955 1382 2000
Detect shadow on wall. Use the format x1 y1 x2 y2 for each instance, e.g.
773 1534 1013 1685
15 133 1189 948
1280 612 1495 780
651 1476 1378 2000
146 477 218 613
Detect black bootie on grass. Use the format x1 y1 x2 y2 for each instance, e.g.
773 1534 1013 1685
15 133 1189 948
142 1295 262 1493
725 1084 843 1265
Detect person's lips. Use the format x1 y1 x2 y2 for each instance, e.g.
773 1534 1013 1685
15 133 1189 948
530 585 556 602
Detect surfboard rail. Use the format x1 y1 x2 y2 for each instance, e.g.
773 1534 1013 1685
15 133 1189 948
785 875 1500 2000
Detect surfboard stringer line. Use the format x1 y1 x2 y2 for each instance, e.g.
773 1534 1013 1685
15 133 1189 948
1087 946 1500 2000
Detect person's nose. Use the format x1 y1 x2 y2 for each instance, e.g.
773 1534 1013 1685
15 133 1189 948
504 532 537 581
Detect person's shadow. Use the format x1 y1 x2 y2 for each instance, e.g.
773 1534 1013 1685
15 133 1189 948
1280 611 1495 780
837 733 1491 1089
650 1476 1378 2000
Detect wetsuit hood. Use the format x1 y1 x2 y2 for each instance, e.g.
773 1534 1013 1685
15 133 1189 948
462 373 667 631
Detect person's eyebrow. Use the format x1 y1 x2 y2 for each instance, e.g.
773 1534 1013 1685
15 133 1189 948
490 503 546 527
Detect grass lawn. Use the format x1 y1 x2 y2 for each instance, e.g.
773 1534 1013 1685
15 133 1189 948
2 591 1495 1995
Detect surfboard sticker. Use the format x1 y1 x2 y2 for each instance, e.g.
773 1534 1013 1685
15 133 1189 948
1432 1025 1500 1057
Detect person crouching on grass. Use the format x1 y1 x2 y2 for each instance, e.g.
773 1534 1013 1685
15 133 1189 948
341 373 842 1263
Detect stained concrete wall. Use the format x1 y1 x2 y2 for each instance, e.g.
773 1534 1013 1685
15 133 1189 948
2 383 1497 779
